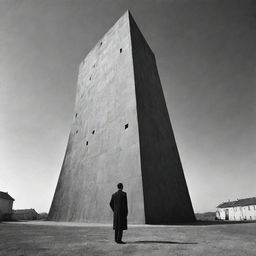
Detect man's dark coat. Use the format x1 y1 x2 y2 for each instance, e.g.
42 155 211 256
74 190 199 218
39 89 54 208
110 190 128 230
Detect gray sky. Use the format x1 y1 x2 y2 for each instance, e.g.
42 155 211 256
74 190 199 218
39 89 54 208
0 0 255 213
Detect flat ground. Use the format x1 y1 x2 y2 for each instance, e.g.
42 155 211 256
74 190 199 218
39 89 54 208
0 221 255 256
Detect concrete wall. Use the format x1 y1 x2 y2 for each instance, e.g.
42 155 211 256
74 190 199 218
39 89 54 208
49 11 195 224
129 13 195 223
0 198 13 215
49 11 145 223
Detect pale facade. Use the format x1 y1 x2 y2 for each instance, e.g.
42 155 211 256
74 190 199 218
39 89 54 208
216 197 256 221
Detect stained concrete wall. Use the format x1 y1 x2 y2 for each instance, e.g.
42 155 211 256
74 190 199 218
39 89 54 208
49 11 195 224
129 13 195 223
48 11 145 223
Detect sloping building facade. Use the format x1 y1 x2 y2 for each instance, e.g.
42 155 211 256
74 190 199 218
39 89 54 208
48 11 195 224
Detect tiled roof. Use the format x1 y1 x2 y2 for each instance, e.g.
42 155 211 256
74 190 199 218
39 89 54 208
12 209 38 214
13 209 38 214
217 197 256 208
0 191 15 201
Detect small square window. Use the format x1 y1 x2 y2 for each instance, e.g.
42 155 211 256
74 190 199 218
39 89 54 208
120 48 122 53
125 123 128 129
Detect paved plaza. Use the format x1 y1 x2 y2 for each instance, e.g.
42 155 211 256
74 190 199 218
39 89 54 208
0 221 255 256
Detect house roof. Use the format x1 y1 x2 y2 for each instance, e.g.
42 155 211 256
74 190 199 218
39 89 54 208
217 197 256 208
0 191 15 201
13 209 38 214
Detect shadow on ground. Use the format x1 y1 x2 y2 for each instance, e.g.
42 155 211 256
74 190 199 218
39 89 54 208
127 241 198 245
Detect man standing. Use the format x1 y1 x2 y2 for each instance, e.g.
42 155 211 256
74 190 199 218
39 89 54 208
110 183 128 244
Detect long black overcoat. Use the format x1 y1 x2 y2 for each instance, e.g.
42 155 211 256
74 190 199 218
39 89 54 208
110 190 128 230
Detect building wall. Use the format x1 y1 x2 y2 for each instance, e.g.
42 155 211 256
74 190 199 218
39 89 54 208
0 198 13 215
48 11 145 223
49 11 195 224
129 13 195 223
217 205 256 221
12 212 39 221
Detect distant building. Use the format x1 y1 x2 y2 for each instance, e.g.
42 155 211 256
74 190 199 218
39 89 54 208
12 209 39 221
0 191 15 220
216 197 256 221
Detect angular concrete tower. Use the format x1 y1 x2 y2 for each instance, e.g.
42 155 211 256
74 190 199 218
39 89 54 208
48 11 195 224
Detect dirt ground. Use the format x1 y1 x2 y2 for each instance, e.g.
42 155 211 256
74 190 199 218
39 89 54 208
0 221 255 256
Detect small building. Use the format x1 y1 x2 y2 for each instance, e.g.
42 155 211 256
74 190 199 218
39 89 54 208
0 191 15 220
12 209 39 221
216 197 256 221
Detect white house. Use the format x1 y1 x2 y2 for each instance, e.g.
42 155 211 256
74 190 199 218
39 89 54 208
0 191 15 220
216 197 256 221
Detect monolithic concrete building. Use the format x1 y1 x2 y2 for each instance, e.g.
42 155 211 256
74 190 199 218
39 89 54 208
48 11 195 224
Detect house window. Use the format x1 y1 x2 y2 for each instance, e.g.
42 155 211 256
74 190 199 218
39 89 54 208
120 48 122 53
90 76 91 80
86 141 88 146
92 130 95 134
125 123 128 130
75 113 78 118
248 206 250 210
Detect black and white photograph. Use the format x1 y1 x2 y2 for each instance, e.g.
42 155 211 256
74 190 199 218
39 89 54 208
0 0 255 255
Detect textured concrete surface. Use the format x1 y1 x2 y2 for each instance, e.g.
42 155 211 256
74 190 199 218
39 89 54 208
1 222 256 256
130 14 195 223
49 11 144 223
48 11 194 224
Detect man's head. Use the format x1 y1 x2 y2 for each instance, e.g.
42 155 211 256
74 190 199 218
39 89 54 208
117 183 123 190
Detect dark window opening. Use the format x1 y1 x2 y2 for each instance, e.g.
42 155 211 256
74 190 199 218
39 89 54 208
100 42 102 46
125 123 128 129
86 141 88 146
120 48 122 53
89 76 91 80
76 130 78 134
75 113 78 118
92 130 95 134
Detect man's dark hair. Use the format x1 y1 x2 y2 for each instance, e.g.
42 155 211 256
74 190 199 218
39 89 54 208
117 183 123 189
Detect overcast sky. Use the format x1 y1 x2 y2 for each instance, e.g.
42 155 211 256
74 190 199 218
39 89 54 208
0 0 255 214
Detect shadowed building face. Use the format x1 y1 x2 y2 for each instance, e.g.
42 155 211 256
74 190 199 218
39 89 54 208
48 11 195 224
